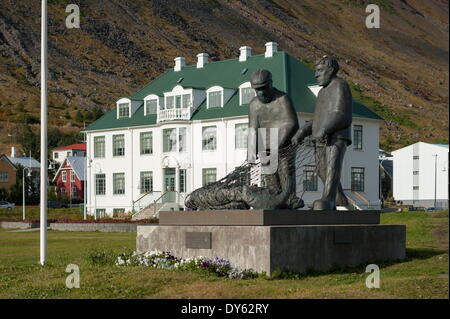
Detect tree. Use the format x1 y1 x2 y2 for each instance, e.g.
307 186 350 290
75 110 84 123
17 125 39 158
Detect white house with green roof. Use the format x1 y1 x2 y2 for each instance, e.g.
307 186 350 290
83 42 383 217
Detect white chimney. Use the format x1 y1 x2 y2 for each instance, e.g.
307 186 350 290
239 46 252 62
265 42 278 58
11 146 16 158
174 57 186 72
196 53 209 68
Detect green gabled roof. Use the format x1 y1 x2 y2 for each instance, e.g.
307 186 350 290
84 52 382 132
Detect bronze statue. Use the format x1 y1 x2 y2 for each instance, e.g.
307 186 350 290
292 56 352 210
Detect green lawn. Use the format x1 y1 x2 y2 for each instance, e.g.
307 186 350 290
0 207 87 221
0 211 447 298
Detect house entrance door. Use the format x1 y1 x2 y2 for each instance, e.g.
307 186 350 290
163 168 176 203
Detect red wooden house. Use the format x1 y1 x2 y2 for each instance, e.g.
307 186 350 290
53 156 86 200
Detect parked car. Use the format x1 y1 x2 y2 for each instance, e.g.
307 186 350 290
426 207 436 212
41 200 68 208
0 201 15 209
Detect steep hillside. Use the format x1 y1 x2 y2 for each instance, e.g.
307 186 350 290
0 0 448 156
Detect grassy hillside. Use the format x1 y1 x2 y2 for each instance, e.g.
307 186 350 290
0 0 448 156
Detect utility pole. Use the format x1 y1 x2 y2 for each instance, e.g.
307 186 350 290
40 0 48 266
433 154 438 209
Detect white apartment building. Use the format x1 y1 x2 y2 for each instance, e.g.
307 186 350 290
83 43 383 217
392 142 448 209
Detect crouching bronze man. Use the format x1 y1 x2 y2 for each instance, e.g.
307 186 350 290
292 56 353 210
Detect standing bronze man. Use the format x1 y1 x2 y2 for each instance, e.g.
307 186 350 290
292 56 353 210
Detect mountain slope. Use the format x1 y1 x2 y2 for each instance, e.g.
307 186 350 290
0 0 448 155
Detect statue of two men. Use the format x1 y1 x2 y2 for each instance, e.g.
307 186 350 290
185 56 353 211
249 56 352 211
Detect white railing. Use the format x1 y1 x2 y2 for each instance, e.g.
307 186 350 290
157 108 191 122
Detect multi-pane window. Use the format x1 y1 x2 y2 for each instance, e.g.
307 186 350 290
118 103 130 118
179 128 186 152
166 96 174 109
0 171 8 182
113 173 125 195
163 128 177 152
95 174 106 195
140 132 153 155
70 170 75 182
94 136 105 158
60 187 66 195
413 156 419 160
208 91 222 108
113 208 125 216
202 126 217 151
241 87 256 105
413 186 419 190
182 94 191 108
54 152 59 159
140 171 153 194
62 171 67 182
145 99 157 115
303 165 318 191
175 95 182 109
413 171 419 175
71 186 77 197
235 123 248 149
179 169 186 193
351 167 365 192
353 125 363 150
202 168 217 186
113 134 125 156
96 209 106 218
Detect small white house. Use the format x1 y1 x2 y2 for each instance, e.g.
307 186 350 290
392 142 448 209
52 144 86 165
83 43 383 217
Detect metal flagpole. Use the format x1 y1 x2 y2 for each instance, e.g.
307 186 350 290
40 0 48 266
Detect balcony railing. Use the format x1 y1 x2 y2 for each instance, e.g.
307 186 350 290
157 107 191 122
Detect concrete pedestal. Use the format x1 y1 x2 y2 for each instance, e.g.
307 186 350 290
136 211 406 275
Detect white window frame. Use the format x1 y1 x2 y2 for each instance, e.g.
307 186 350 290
235 123 248 149
239 82 256 105
118 103 130 118
206 86 224 108
0 171 8 182
144 96 159 116
140 131 153 155
94 136 105 158
70 170 75 182
62 170 67 182
202 126 217 151
162 85 193 110
113 173 125 195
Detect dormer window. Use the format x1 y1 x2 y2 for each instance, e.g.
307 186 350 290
239 82 256 105
145 99 157 115
118 103 130 118
208 91 222 108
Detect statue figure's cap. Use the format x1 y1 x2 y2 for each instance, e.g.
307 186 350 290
250 69 272 89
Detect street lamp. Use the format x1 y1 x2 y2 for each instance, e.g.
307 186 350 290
22 167 32 220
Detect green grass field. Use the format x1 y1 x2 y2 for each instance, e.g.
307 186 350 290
0 211 448 299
